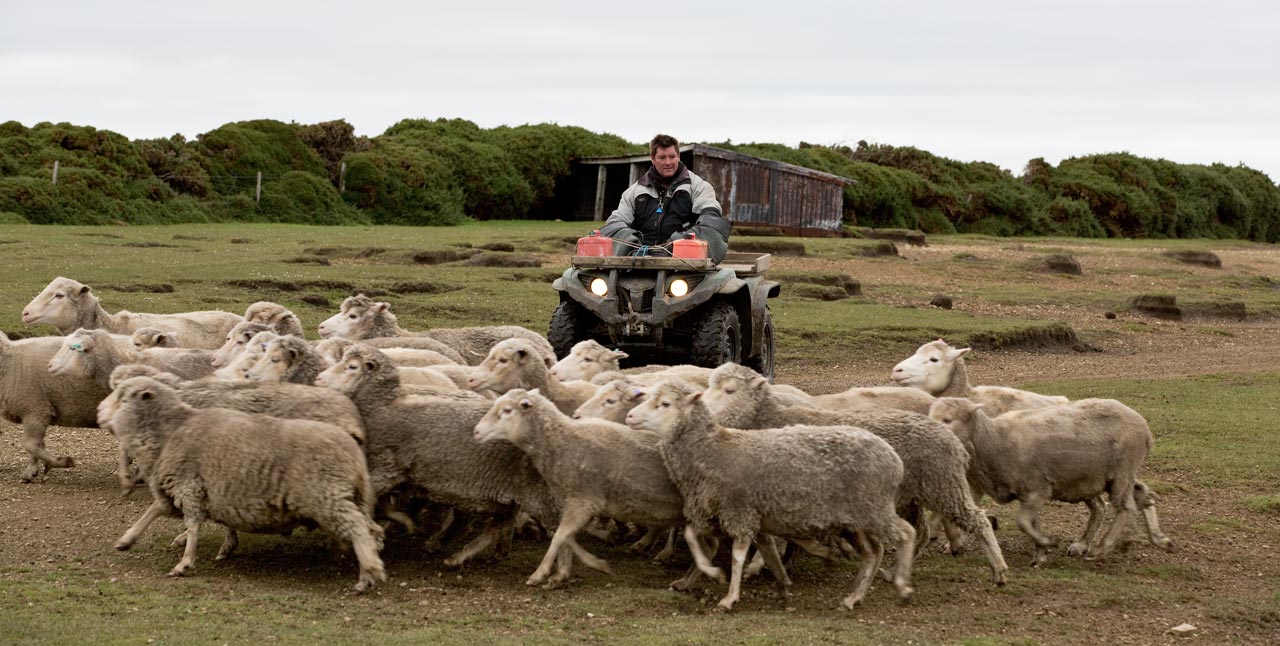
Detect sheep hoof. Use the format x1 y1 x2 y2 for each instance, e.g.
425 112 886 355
167 564 193 577
525 574 548 587
710 569 727 585
897 586 915 602
1158 539 1177 553
716 599 736 612
1066 542 1088 557
55 456 75 469
114 539 134 551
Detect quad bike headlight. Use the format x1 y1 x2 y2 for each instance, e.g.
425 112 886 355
589 277 609 297
668 278 690 298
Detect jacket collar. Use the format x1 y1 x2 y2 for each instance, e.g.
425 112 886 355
638 162 690 189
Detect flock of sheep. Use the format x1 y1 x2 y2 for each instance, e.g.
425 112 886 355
1 276 1177 610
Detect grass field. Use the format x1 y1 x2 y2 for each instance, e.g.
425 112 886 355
1 222 1278 645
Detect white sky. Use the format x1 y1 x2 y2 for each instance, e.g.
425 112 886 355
3 0 1278 181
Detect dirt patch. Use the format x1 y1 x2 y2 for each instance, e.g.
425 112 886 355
412 249 481 265
478 242 516 252
299 294 331 308
773 272 861 296
171 234 210 241
509 271 567 283
71 232 122 239
734 224 787 237
1185 301 1249 321
1164 249 1223 268
223 279 355 293
0 239 19 245
229 238 253 244
388 281 463 295
786 284 849 301
965 322 1087 351
121 241 189 249
1129 294 1183 320
850 226 928 247
1042 253 1084 275
731 239 807 256
97 283 176 294
302 246 387 258
854 240 900 257
463 252 542 268
283 256 331 266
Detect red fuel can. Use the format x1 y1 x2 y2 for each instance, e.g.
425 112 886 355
672 234 709 259
575 230 613 257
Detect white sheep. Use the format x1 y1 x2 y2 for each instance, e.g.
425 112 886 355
0 332 109 481
49 328 216 388
243 301 306 337
22 277 242 349
928 397 1176 565
210 321 272 368
317 294 554 366
628 379 916 611
212 331 278 380
315 338 458 369
130 327 180 350
892 339 1067 415
474 388 683 587
100 376 386 592
572 379 648 423
808 385 936 415
549 340 629 381
244 335 328 385
467 339 598 414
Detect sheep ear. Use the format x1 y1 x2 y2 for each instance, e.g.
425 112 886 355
515 348 529 361
948 347 972 360
519 398 533 409
139 389 154 401
610 349 629 360
682 391 703 405
750 376 768 390
79 285 91 295
364 360 377 371
528 388 541 397
287 348 299 361
156 333 169 345
373 302 391 313
0 331 9 353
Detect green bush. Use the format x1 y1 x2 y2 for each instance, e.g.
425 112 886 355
257 171 367 225
0 210 29 224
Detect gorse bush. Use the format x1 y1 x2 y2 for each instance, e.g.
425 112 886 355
0 117 1276 240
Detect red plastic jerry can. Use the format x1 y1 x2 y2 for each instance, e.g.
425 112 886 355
672 233 709 259
576 230 613 257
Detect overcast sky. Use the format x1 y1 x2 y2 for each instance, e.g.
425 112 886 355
3 1 1278 181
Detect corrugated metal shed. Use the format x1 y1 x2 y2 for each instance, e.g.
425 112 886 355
564 144 853 236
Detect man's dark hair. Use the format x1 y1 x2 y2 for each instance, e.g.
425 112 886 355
649 134 679 156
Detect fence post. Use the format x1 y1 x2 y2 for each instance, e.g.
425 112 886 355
593 165 607 222
339 162 346 193
52 160 59 185
255 171 262 204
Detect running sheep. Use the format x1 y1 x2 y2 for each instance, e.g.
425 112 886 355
628 379 916 611
474 388 684 587
928 397 1176 565
23 277 242 349
243 301 306 337
49 328 216 388
467 338 598 414
100 376 386 592
892 339 1067 415
703 363 1008 585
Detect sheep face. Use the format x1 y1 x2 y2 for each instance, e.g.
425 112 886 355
702 365 768 420
892 340 971 393
625 381 699 433
211 322 269 368
131 327 173 351
473 390 537 443
244 338 296 382
48 329 102 378
316 347 382 392
927 397 983 442
317 295 388 340
23 277 91 330
97 375 178 430
573 380 646 422
467 339 537 393
213 331 275 380
549 340 627 382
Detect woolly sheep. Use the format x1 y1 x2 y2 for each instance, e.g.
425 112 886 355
212 331 277 380
572 379 648 423
474 388 683 586
589 364 713 389
49 328 217 389
210 321 272 368
892 340 1067 416
243 301 306 337
549 340 629 381
23 277 242 349
702 363 1008 585
467 339 597 414
130 327 180 350
245 335 328 385
808 386 936 416
928 397 1175 565
0 331 109 481
317 294 554 366
100 376 386 592
315 344 563 567
628 379 916 611
315 338 458 369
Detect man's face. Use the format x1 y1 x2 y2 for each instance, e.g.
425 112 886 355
651 146 680 179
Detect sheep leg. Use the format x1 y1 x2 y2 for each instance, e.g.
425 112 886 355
169 513 202 577
115 443 140 492
443 514 513 567
788 537 837 562
20 418 73 482
682 525 726 584
653 528 678 563
890 518 917 600
842 531 882 609
422 507 457 552
1068 497 1107 557
670 534 719 591
214 527 239 561
1087 485 1138 560
1015 494 1056 567
716 536 752 611
628 526 662 554
527 500 598 587
115 500 171 550
755 534 792 596
564 535 612 575
1134 482 1176 552
960 508 1008 586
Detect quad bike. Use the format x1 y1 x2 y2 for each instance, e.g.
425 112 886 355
549 231 779 380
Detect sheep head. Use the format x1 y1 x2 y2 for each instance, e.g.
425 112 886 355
549 339 628 382
892 339 971 394
48 328 109 378
625 379 702 434
211 321 271 368
573 379 646 423
474 388 546 444
927 397 985 442
702 363 769 422
317 294 391 340
468 338 541 393
23 277 94 332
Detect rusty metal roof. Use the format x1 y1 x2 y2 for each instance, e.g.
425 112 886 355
578 144 854 186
